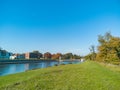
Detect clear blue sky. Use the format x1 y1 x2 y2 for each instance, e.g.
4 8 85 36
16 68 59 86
0 0 120 55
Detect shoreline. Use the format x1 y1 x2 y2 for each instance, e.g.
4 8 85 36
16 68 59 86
0 60 57 64
0 59 81 64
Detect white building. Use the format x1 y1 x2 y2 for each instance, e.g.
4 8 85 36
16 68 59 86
10 55 17 60
10 53 25 60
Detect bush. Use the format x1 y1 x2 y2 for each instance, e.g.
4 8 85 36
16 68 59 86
111 62 120 65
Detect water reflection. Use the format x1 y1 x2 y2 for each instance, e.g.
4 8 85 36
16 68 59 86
0 61 80 76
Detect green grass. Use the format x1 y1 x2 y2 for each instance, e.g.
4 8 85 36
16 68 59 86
1 61 120 90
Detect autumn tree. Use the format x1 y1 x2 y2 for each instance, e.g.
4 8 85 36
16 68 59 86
96 32 120 63
44 52 52 59
51 53 62 60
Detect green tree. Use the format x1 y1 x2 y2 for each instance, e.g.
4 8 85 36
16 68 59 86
62 53 73 60
32 50 43 59
84 53 93 60
73 54 81 59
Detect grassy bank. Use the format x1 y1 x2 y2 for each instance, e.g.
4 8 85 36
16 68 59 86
0 61 120 90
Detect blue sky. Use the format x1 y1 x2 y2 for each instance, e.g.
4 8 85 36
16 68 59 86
0 0 120 55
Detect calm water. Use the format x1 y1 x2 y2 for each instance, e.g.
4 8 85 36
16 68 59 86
0 60 80 76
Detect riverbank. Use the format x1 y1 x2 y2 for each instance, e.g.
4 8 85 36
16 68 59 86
0 59 80 64
1 61 120 90
0 60 57 64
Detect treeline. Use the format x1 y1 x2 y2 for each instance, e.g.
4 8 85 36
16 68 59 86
0 48 81 60
85 32 120 64
31 51 81 60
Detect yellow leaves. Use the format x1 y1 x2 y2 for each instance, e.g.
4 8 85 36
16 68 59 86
97 33 120 62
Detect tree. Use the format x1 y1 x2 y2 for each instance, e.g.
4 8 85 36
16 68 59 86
44 52 52 59
33 50 40 54
89 45 96 60
51 53 62 60
98 32 112 45
96 32 120 63
32 50 43 59
73 54 81 59
84 53 93 60
62 53 73 60
108 37 120 61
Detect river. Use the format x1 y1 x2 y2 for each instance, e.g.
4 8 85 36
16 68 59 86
0 60 81 76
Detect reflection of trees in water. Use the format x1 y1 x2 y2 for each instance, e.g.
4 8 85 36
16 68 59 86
41 61 56 68
0 64 8 69
0 64 18 76
37 62 51 68
0 61 59 76
14 64 25 72
0 64 8 75
44 61 58 67
25 64 29 71
44 61 51 67
28 63 43 70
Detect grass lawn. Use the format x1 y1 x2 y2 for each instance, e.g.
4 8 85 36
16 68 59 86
0 61 120 90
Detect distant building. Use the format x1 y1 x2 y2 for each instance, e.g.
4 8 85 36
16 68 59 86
10 53 25 60
0 50 12 59
25 52 38 59
10 55 16 60
17 54 25 59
